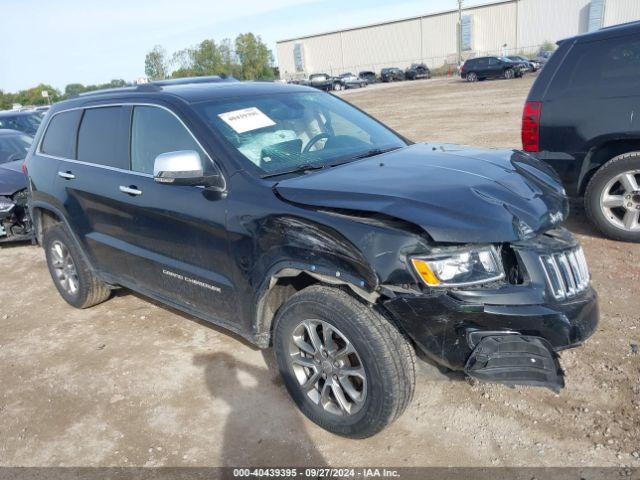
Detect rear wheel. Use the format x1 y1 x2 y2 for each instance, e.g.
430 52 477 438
585 152 640 242
44 224 111 308
466 72 477 82
273 285 415 438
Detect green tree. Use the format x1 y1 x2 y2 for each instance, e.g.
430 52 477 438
218 38 240 77
145 45 169 80
0 90 14 110
234 33 274 80
64 83 87 97
14 84 60 106
192 39 222 76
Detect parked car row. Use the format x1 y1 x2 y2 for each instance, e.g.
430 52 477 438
291 63 432 90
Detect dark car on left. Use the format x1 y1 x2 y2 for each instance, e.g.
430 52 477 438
0 129 33 243
0 111 43 136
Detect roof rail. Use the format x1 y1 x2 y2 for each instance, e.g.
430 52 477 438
77 86 139 97
150 75 238 86
75 75 238 98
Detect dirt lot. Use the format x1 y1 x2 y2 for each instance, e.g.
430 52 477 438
0 76 638 468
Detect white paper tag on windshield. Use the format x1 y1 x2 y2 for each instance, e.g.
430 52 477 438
218 107 276 134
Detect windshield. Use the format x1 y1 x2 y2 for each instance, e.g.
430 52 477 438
0 134 32 164
194 91 406 176
0 114 41 133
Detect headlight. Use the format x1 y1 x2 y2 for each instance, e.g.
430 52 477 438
0 198 15 213
411 246 504 287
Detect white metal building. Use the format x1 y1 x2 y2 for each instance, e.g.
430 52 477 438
276 0 640 79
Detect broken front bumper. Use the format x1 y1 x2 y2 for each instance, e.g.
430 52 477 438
383 287 598 391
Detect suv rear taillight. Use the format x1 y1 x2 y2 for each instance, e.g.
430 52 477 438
522 101 541 152
460 63 466 74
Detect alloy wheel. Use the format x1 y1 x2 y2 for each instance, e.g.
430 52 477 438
288 319 367 416
600 169 640 232
50 240 79 295
467 72 477 82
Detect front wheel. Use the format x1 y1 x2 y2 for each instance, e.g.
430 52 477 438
585 152 640 242
273 285 416 438
504 68 515 79
44 224 111 308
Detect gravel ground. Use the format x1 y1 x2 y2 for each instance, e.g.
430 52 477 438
0 75 638 468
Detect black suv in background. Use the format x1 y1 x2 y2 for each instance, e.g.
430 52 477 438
461 56 524 82
404 63 431 80
380 67 404 82
26 77 597 438
358 71 377 84
523 21 640 242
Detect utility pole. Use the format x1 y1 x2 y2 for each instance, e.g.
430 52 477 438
457 0 464 66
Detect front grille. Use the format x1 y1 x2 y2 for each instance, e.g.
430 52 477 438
539 247 590 300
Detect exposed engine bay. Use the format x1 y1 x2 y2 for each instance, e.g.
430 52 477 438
0 189 33 244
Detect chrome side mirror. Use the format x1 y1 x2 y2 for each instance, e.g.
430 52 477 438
153 150 224 189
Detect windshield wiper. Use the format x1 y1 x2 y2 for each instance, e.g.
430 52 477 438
261 162 327 179
349 146 402 161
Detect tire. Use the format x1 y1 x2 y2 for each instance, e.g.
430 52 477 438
273 285 416 438
585 152 640 242
43 224 111 308
504 68 515 80
466 72 477 82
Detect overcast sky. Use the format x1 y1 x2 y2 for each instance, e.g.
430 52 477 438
2 0 488 92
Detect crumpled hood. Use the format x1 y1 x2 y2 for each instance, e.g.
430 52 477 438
0 160 27 197
275 143 568 243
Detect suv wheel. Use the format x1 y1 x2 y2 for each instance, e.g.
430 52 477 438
585 152 640 242
504 68 515 80
44 224 112 307
273 285 415 438
466 72 477 82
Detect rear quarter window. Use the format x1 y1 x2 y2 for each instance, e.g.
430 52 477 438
40 110 82 158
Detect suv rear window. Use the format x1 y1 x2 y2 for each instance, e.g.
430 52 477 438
40 110 82 158
77 107 129 169
547 33 640 99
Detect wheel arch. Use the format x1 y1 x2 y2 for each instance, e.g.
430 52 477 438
252 262 380 348
579 138 640 195
30 201 97 272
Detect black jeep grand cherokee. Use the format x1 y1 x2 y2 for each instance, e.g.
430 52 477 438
26 77 598 438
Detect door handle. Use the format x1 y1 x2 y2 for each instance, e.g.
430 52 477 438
58 171 75 180
119 185 142 196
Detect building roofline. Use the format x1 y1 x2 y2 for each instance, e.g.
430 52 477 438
276 0 516 44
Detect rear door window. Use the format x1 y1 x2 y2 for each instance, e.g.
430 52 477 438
547 33 640 99
77 107 130 169
130 106 206 175
40 110 82 159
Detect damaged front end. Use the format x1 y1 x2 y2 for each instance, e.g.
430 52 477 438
270 143 597 392
383 228 598 392
0 190 34 244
